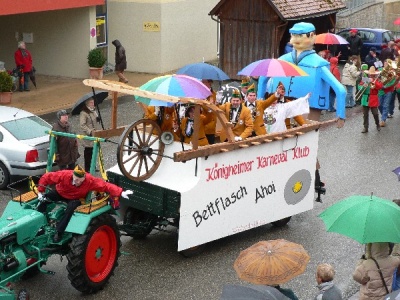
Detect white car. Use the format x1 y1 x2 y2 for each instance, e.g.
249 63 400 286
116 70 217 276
0 106 52 189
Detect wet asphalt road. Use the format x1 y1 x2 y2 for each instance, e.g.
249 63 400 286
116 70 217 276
0 96 399 299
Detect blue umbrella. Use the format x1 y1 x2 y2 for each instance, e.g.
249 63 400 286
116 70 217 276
177 62 230 81
393 166 400 181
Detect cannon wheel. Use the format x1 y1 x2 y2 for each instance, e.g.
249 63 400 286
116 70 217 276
123 207 157 239
66 214 120 294
271 217 292 227
117 119 165 181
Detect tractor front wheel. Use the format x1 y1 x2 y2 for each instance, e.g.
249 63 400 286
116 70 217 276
66 214 120 294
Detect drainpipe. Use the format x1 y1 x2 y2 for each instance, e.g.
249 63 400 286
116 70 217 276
211 15 222 67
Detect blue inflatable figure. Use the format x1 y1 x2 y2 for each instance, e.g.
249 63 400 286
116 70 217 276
272 22 346 126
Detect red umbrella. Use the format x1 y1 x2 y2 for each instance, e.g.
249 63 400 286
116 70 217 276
394 17 400 25
315 33 349 45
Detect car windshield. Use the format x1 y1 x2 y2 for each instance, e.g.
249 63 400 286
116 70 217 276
383 31 393 43
1 116 51 140
359 31 375 42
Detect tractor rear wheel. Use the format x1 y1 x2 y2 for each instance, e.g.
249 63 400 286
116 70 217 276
66 214 120 294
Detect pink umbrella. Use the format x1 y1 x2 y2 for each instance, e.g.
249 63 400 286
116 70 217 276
394 17 400 25
237 59 308 77
315 33 349 45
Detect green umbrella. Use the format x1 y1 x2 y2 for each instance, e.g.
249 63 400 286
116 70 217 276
318 195 400 244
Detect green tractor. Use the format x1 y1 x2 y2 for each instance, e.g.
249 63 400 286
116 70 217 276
0 131 120 299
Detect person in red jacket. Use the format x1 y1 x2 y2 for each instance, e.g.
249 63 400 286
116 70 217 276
14 41 33 92
328 57 341 112
37 165 132 242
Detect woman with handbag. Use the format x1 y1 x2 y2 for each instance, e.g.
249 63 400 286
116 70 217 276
353 243 400 299
79 98 101 172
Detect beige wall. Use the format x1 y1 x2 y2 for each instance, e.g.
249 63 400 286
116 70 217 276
0 7 95 78
0 0 219 78
108 0 219 74
336 1 400 32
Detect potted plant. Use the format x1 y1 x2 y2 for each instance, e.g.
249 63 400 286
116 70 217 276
0 71 13 104
87 48 106 79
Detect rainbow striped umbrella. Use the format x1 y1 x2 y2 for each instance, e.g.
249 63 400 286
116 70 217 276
237 59 308 77
135 74 211 107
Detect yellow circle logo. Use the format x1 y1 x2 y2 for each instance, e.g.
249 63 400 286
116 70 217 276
292 181 303 194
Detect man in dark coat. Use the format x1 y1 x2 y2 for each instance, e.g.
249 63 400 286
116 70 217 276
346 29 363 65
112 39 128 83
380 41 395 62
364 47 380 68
52 109 80 170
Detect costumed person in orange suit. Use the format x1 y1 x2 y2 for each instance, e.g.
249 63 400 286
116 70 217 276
218 88 253 141
202 79 217 144
241 77 251 101
261 83 307 131
261 83 310 134
244 83 278 136
145 105 181 141
275 82 307 130
37 165 132 242
180 105 211 146
145 105 177 132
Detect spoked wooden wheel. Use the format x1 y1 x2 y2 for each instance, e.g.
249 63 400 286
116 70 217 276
117 119 165 181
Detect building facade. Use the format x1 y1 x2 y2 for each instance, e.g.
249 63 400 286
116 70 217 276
0 0 219 79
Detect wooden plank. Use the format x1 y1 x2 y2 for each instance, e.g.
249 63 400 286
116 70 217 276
191 105 200 150
83 79 206 105
93 127 126 138
111 91 118 129
173 120 335 162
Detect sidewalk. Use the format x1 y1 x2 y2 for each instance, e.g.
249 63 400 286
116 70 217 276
3 72 157 115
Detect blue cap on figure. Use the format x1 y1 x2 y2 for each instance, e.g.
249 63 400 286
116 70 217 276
289 22 316 34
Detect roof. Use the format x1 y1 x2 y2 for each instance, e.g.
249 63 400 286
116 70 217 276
0 106 34 122
210 0 346 20
0 0 104 16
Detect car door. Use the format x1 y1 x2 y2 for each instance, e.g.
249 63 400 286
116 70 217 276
337 30 350 61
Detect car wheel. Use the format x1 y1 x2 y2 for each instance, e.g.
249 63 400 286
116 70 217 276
0 161 10 190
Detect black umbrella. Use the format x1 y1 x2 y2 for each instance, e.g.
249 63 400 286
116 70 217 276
71 90 109 116
71 90 109 130
220 284 290 300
